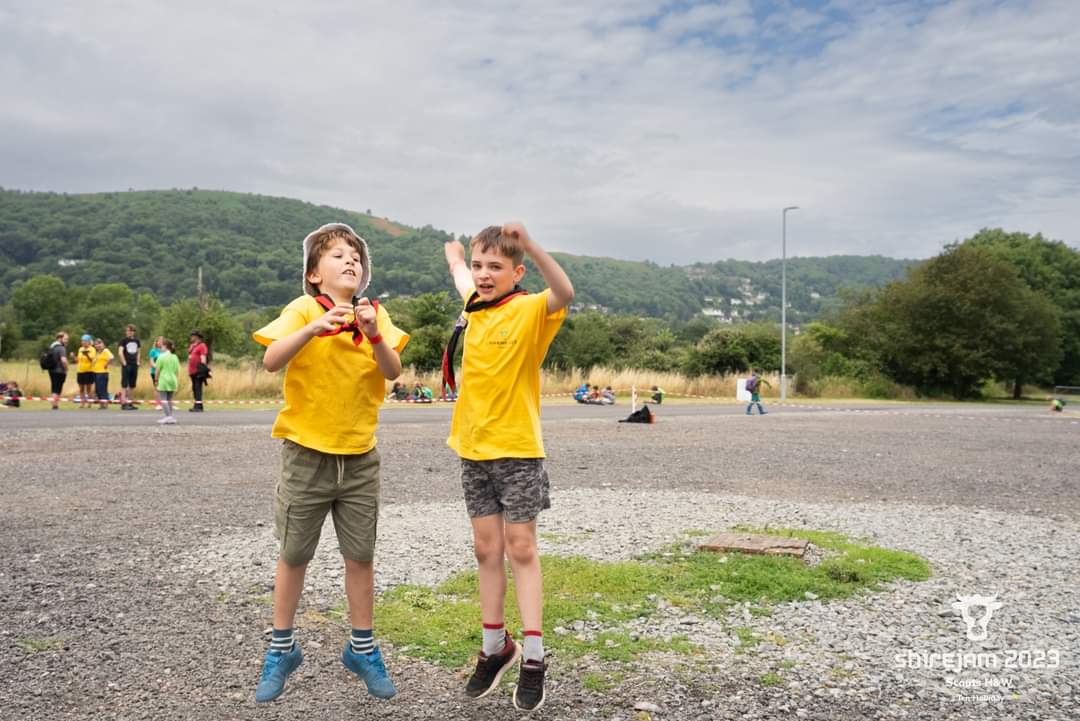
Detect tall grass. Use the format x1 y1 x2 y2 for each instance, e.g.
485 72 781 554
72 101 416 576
1 359 918 402
1 360 780 401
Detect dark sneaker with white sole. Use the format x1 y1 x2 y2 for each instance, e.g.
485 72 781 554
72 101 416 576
513 657 547 712
465 634 520 699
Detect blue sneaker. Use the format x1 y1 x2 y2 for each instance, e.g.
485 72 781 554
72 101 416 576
255 644 303 703
342 643 397 699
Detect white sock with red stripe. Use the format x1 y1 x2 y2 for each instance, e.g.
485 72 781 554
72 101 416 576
523 630 543 662
482 622 506 656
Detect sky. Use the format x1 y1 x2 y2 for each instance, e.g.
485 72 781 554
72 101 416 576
1 0 1078 264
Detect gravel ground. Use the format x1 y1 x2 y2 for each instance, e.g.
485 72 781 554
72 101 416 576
1 405 1077 720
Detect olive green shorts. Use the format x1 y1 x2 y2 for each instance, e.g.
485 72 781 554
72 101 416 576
275 440 381 566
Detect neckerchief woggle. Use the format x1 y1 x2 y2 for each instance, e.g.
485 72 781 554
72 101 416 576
441 286 527 394
313 294 379 347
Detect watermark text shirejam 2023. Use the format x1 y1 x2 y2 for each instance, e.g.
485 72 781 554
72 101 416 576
893 593 1063 700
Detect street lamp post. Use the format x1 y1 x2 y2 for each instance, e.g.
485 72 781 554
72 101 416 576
781 206 799 402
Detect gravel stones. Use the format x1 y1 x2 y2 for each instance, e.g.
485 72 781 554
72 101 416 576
2 405 1077 720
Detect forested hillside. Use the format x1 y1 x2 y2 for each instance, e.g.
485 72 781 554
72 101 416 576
0 189 913 320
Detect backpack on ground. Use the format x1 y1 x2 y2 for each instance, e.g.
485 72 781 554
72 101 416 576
619 405 654 424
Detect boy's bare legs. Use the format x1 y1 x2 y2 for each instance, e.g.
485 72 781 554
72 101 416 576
272 558 308 628
343 558 374 628
341 557 396 699
506 519 547 711
471 514 508 625
504 520 542 632
464 514 520 700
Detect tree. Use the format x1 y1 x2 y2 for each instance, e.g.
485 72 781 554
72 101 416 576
872 244 1062 399
10 275 68 338
383 292 458 372
77 283 135 341
685 327 751 376
966 229 1080 388
0 305 18 358
160 296 244 358
546 313 613 370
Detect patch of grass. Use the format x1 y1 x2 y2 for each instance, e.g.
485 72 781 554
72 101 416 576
779 659 797 670
682 528 712 538
368 528 928 670
539 532 563 543
759 671 783 687
581 670 625 693
248 594 273 607
17 636 64 653
734 627 761 651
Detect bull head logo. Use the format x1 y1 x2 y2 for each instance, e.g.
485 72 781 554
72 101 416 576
951 594 1003 641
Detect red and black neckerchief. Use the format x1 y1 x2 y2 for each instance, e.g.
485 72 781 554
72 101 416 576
313 294 379 347
441 286 526 394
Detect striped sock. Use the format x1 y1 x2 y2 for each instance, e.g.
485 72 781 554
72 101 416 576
482 623 506 656
523 630 544 662
270 628 294 655
350 628 375 655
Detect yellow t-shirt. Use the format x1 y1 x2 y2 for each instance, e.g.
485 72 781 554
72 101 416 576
253 295 409 455
91 348 113 373
447 289 566 460
76 346 97 373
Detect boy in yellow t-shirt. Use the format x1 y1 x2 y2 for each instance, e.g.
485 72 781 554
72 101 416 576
443 222 573 712
251 223 408 704
91 338 114 409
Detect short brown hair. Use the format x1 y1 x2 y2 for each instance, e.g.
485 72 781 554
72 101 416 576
470 226 524 267
305 229 366 282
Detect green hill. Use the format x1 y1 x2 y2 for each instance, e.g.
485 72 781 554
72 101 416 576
0 189 914 320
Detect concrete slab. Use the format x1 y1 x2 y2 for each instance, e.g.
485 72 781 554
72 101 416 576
699 532 808 558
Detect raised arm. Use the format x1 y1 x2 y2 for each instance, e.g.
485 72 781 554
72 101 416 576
444 238 473 301
503 222 574 313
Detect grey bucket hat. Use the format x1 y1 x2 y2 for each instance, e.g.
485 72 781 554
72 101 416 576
302 223 372 297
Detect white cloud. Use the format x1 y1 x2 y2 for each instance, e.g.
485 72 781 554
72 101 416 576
0 0 1077 263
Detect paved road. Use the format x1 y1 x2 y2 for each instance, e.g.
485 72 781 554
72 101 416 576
0 399 1062 429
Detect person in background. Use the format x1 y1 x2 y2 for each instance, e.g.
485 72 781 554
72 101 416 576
643 385 665 405
154 339 181 425
47 332 69 410
745 369 770 416
118 324 142 410
92 337 114 409
3 380 21 408
148 336 164 389
75 334 97 409
187 330 210 412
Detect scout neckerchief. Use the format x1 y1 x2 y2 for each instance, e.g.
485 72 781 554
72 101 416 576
313 294 379 347
441 286 527 395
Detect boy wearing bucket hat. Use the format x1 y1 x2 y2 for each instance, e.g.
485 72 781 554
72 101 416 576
251 223 409 703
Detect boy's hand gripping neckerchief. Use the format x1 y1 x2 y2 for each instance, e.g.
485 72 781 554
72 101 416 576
313 294 379 347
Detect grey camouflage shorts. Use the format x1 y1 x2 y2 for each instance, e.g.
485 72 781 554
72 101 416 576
460 458 551 523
